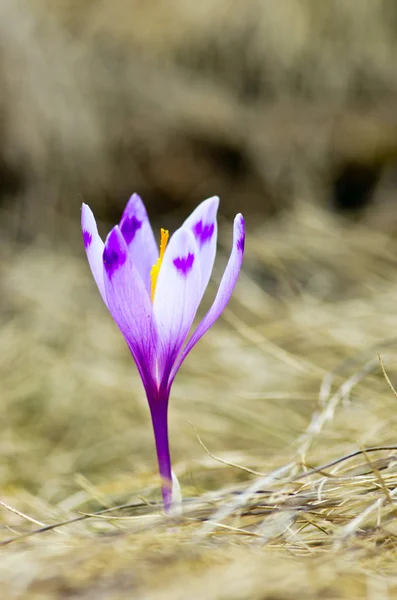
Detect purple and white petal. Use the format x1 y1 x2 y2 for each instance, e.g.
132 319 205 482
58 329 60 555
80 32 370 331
181 196 219 299
153 228 201 384
103 225 157 387
119 193 159 295
170 213 245 383
81 203 107 306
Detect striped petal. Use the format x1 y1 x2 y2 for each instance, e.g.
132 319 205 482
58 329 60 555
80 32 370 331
119 193 158 296
81 203 107 306
153 228 201 385
182 196 219 298
103 225 157 387
170 213 245 383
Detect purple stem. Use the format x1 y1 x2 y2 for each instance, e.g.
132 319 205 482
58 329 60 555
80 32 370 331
148 392 172 512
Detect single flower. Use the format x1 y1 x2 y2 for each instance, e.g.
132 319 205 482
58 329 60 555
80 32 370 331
81 194 245 512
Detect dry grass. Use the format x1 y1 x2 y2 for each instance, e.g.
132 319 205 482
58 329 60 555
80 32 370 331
2 204 397 598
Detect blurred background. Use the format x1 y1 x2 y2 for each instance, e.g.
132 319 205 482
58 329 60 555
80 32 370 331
1 0 397 240
2 2 397 595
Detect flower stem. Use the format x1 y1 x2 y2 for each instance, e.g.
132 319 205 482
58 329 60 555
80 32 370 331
148 396 172 512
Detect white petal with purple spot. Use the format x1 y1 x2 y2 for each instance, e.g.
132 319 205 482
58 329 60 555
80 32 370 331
81 203 107 306
153 228 201 384
119 193 158 296
170 213 244 382
182 196 219 299
103 225 157 387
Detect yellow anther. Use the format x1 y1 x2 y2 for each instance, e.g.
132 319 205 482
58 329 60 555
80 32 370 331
150 228 169 301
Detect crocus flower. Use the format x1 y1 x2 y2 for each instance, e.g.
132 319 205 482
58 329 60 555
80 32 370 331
81 194 244 512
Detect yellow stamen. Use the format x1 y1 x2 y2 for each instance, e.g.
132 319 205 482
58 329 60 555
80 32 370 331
150 228 169 301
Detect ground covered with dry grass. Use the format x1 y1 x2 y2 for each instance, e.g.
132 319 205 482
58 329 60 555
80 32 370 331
2 204 397 598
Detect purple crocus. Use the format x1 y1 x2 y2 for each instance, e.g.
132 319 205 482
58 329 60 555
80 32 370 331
81 194 244 512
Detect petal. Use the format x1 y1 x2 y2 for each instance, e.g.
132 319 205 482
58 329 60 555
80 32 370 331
153 228 201 384
103 225 157 387
81 203 107 306
119 193 158 295
170 213 245 383
182 196 219 298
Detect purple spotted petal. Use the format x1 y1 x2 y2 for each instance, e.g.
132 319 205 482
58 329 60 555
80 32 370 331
103 226 157 389
153 228 201 386
182 196 219 299
170 213 245 384
119 193 158 296
81 203 107 306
